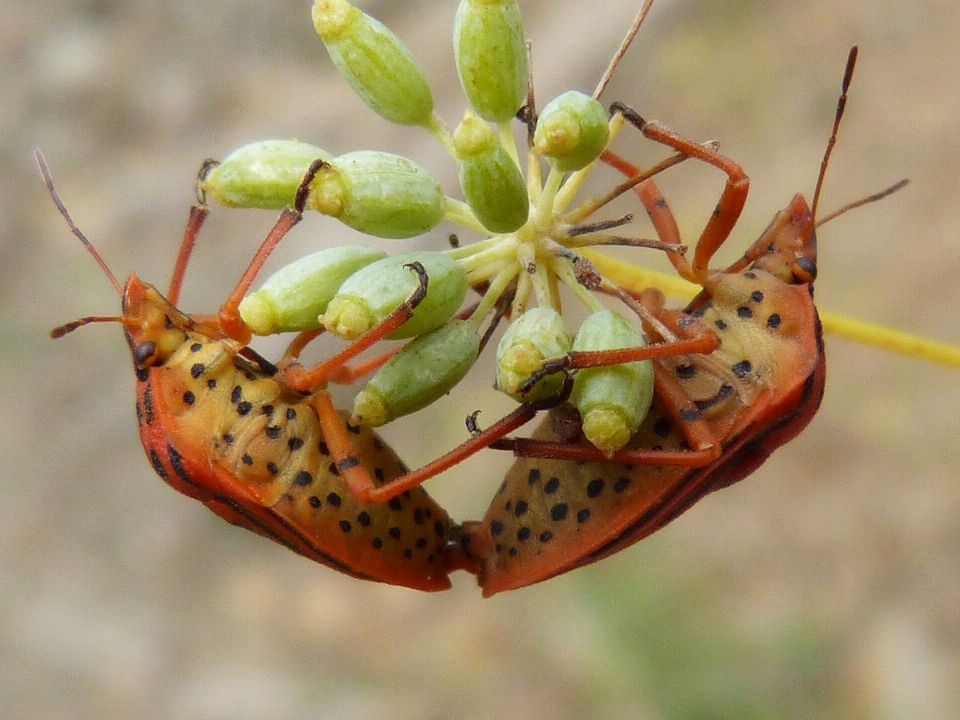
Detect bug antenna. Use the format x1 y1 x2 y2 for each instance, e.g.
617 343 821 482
814 178 909 228
811 46 858 221
36 150 124 295
593 0 655 100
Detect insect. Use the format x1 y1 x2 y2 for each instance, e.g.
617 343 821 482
41 152 473 592
457 46 906 596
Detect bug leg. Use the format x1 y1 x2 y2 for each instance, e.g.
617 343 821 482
313 390 543 504
491 292 725 466
277 263 430 393
609 103 750 284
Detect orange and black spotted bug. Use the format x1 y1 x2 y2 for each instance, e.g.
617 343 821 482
457 47 908 596
40 151 473 592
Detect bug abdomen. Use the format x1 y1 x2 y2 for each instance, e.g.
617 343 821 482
135 334 457 591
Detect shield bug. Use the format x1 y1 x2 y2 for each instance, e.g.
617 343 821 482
457 47 908 596
42 152 472 591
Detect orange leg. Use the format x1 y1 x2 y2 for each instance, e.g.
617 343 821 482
608 102 751 284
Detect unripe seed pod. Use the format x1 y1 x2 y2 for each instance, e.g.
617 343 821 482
453 0 528 122
454 111 529 233
307 151 445 239
351 320 481 427
534 91 610 173
323 251 468 340
238 246 386 335
570 310 654 456
202 140 331 209
496 307 572 403
312 0 434 126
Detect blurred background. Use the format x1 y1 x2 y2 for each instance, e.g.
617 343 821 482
3 0 959 717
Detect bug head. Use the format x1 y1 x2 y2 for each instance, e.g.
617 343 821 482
743 193 818 285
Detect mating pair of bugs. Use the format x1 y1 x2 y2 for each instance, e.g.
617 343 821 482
46 47 901 597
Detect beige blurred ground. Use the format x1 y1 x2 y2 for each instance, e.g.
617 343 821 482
3 0 960 718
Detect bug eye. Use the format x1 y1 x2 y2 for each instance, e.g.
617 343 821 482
133 340 158 367
792 257 817 283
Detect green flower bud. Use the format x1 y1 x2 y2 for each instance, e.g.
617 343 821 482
570 310 654 456
312 0 434 126
238 246 386 335
534 91 610 173
453 0 528 122
323 251 468 340
202 140 331 209
351 320 480 427
454 111 529 233
496 307 572 402
307 151 445 239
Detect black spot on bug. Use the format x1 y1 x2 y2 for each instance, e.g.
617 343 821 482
293 470 312 486
586 478 604 498
388 497 403 511
357 511 371 527
326 492 342 507
544 477 560 494
182 390 195 405
261 404 274 416
504 500 512 513
675 363 696 380
416 537 427 549
372 537 383 549
231 385 242 404
285 408 297 420
750 290 764 303
540 530 553 542
517 527 531 542
731 360 752 378
346 423 361 435
490 520 504 536
288 437 304 451
527 469 541 485
715 319 728 331
337 456 360 473
614 477 630 493
374 467 385 482
767 313 782 329
496 479 508 495
266 462 279 474
236 401 252 416
265 426 281 439
514 500 529 517
679 407 702 422
434 520 445 537
190 363 204 379
690 305 707 318
241 454 253 466
508 547 518 557
190 342 202 352
413 508 426 524
577 508 591 523
318 441 329 455
206 378 217 389
737 306 753 319
328 462 339 476
551 503 568 521
149 449 168 479
309 496 321 509
388 527 401 540
744 271 757 280
222 434 234 445
372 437 384 450
339 520 351 533
653 416 671 438
404 548 413 559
